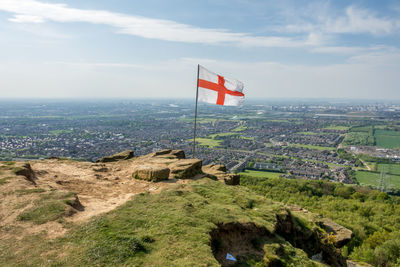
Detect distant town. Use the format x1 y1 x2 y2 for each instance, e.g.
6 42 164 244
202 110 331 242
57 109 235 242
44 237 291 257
1 99 400 192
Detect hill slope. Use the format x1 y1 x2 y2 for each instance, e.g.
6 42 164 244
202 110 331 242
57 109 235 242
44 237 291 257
0 150 354 266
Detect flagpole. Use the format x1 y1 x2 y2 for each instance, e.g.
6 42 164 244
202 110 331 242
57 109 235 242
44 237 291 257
193 64 200 158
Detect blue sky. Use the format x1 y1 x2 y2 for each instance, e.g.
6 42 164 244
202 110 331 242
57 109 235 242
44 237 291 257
0 0 399 99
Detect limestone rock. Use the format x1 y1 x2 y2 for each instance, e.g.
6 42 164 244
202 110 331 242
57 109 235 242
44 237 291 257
132 165 170 182
96 150 134 163
321 218 354 248
169 159 202 179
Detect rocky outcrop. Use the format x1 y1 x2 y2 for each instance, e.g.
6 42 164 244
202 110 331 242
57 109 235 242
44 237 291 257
275 209 347 267
320 218 354 248
169 159 202 179
132 165 170 182
12 163 36 184
202 164 240 185
96 150 134 163
150 149 185 159
223 173 240 185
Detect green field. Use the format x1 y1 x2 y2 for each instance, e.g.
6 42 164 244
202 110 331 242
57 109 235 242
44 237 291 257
191 138 222 147
342 132 375 146
239 170 284 178
209 132 238 138
232 125 247 132
374 129 400 149
324 125 349 131
290 143 336 151
49 129 73 135
377 164 400 176
355 170 400 189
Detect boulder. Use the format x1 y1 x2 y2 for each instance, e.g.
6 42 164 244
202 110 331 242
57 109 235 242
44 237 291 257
223 173 240 185
170 150 185 159
203 164 226 173
150 149 172 157
132 165 170 182
320 218 353 248
150 149 185 159
169 159 202 179
96 150 134 163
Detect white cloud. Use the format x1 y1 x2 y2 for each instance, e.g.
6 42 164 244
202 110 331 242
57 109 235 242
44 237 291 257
9 14 44 23
0 0 317 47
284 5 399 36
328 6 395 35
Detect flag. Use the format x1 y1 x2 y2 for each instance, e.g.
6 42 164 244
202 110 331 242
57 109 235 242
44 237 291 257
197 65 244 106
226 253 237 261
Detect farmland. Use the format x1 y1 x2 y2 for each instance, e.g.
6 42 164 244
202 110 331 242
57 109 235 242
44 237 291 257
239 170 284 178
355 170 400 190
375 129 400 149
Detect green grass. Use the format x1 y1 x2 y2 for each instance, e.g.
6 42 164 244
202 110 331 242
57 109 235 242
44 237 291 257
190 138 222 148
1 179 328 266
49 129 73 135
377 164 400 176
239 170 284 178
342 132 375 146
232 125 247 132
209 132 238 138
374 129 400 149
355 171 400 189
17 191 77 224
290 143 336 151
16 188 46 195
0 176 13 185
324 125 350 131
18 201 67 224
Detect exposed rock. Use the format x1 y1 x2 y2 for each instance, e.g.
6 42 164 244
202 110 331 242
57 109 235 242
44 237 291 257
150 149 185 159
210 222 269 266
203 164 226 174
169 159 202 179
92 163 109 172
203 164 239 185
224 173 240 185
150 149 172 157
320 218 354 248
65 193 85 212
275 210 347 267
96 150 134 163
170 150 185 159
13 163 36 184
132 165 170 182
347 260 374 267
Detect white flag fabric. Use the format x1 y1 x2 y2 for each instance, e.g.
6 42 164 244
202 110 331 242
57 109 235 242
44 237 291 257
197 65 245 106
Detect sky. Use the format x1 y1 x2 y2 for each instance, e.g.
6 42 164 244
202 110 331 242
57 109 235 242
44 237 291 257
0 0 399 100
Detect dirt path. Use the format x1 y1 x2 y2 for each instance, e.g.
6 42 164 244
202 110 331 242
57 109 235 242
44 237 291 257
359 158 371 171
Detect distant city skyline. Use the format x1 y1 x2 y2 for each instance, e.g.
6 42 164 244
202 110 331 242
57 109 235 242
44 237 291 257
0 0 399 99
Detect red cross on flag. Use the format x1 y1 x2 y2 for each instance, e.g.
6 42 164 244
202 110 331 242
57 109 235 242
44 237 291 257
197 65 245 106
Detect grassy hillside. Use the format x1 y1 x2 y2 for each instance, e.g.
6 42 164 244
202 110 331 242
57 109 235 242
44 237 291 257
241 175 400 267
1 178 332 267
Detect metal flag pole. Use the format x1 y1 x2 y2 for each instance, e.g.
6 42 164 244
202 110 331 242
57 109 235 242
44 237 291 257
193 64 200 158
